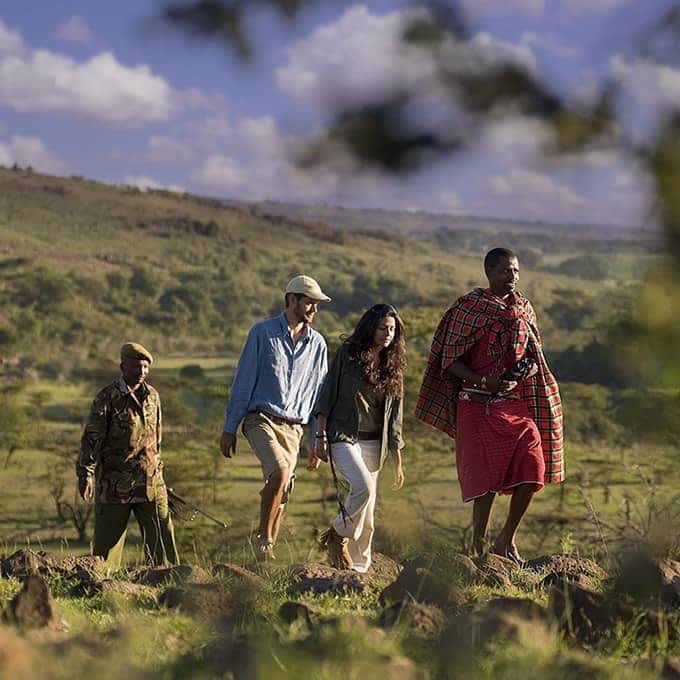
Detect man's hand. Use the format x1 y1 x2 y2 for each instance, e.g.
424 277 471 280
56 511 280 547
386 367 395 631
78 475 93 502
486 375 518 394
220 431 237 458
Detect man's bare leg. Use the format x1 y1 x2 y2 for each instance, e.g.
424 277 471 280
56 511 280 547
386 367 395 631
492 483 535 564
271 503 285 544
259 467 290 544
472 492 495 555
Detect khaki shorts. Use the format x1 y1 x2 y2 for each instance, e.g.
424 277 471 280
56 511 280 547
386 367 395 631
242 411 303 483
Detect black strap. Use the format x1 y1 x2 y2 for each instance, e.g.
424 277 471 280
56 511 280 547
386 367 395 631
328 447 352 526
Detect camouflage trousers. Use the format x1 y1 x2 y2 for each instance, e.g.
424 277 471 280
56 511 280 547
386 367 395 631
93 498 179 569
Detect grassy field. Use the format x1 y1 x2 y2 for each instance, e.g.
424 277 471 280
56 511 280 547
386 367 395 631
3 357 678 570
1 168 679 678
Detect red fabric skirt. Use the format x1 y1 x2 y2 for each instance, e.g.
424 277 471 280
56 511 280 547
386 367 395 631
455 397 545 502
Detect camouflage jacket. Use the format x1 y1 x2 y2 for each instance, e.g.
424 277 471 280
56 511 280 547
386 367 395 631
77 378 165 504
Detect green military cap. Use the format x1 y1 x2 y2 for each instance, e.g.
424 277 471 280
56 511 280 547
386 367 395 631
120 342 153 364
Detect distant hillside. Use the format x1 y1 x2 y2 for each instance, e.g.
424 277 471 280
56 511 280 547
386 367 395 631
0 167 655 382
247 200 658 247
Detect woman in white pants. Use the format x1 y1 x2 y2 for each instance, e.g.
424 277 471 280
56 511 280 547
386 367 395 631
311 304 406 572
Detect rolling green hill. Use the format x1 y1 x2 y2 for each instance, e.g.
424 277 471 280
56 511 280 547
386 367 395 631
0 166 648 381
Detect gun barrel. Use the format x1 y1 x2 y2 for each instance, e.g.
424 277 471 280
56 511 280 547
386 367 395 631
167 488 229 529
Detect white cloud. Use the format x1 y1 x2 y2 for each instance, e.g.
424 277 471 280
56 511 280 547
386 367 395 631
143 135 197 164
520 31 578 59
440 32 538 81
476 117 552 162
175 105 649 226
557 149 621 169
436 190 464 213
610 55 680 139
277 5 437 113
56 15 93 45
277 5 538 118
0 20 25 56
488 168 590 217
122 175 184 193
190 155 247 193
0 19 219 127
0 50 176 126
0 134 67 174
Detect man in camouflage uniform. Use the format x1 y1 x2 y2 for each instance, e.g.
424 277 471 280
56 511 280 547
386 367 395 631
76 342 178 568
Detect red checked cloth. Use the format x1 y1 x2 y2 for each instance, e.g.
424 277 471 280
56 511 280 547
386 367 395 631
414 288 564 484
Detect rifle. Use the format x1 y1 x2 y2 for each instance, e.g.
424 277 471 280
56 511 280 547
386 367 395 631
167 487 229 529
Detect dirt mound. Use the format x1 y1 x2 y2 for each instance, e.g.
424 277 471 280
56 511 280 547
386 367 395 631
2 574 58 629
287 563 368 595
0 550 60 578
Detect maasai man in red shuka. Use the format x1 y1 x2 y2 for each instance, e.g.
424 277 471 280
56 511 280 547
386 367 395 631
414 248 563 564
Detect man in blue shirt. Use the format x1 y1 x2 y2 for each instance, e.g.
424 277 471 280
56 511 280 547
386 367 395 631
220 275 330 559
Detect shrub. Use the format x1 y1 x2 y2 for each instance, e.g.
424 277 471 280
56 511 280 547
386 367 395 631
179 364 205 381
556 254 609 280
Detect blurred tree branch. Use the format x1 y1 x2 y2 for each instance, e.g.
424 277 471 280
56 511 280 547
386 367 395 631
158 0 680 398
157 0 673 174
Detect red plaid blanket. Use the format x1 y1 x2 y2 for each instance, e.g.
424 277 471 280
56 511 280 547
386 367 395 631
414 288 564 483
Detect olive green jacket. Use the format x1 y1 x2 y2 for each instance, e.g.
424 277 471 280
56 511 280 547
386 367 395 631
314 344 405 469
77 378 165 504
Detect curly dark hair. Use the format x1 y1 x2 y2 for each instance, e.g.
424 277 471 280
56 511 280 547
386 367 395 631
343 304 406 397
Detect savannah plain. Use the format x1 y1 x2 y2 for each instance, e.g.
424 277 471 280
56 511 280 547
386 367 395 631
0 166 679 678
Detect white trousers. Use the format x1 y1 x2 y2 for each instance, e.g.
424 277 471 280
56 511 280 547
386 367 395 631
330 439 381 573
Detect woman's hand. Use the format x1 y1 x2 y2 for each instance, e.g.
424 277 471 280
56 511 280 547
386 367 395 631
391 450 404 490
307 451 321 471
312 434 328 463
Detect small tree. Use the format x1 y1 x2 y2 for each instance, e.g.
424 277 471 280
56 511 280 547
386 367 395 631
0 387 32 467
47 462 93 542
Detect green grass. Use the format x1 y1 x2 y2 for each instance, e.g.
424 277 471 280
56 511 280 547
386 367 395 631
1 168 678 678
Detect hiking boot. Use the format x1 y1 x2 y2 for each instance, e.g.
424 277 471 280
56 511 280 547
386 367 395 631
319 526 353 570
254 535 275 561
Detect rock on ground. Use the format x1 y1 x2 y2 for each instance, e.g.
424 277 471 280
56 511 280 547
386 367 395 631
158 583 237 619
379 596 447 636
127 564 212 587
286 563 368 596
360 553 402 587
525 553 606 589
2 575 58 629
72 579 151 599
0 550 60 578
58 555 107 581
212 563 267 588
379 561 466 609
613 552 680 608
279 600 322 626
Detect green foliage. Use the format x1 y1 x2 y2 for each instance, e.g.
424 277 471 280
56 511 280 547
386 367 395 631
0 385 33 464
554 254 610 280
612 389 680 445
179 364 206 381
560 383 624 443
0 167 658 376
552 341 624 387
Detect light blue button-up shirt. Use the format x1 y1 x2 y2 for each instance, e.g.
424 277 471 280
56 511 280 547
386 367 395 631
223 313 328 434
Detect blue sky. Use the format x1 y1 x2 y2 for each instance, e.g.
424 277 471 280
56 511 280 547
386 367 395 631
1 1 677 227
